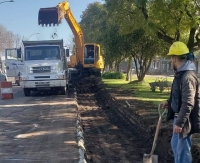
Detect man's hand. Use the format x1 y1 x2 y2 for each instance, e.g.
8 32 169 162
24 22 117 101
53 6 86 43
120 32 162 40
173 125 182 134
161 100 168 109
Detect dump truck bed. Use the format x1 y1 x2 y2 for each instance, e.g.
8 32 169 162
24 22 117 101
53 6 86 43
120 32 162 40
22 40 64 49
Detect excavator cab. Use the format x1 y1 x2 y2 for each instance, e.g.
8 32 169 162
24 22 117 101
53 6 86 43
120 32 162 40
84 44 104 70
84 45 95 64
38 7 61 26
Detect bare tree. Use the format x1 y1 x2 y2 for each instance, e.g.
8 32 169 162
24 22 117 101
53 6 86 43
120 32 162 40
0 24 22 56
65 34 76 55
0 25 12 52
13 34 22 48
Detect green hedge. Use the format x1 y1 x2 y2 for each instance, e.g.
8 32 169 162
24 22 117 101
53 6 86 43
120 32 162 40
102 72 124 79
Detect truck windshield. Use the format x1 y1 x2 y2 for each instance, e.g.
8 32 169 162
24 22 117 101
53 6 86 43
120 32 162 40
25 46 60 61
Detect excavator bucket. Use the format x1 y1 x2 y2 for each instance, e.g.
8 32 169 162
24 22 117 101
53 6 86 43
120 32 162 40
38 7 61 26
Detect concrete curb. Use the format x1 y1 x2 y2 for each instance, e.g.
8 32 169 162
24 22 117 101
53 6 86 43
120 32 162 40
74 89 87 163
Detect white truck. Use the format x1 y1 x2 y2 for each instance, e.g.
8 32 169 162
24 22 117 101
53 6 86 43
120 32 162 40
4 48 22 85
6 40 68 96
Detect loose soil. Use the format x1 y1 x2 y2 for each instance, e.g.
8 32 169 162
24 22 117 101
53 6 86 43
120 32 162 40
76 81 200 163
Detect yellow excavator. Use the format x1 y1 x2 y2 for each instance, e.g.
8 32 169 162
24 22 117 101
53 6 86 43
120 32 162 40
38 1 104 84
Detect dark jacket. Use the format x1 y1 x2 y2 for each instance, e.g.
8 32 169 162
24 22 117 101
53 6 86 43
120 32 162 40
167 61 199 138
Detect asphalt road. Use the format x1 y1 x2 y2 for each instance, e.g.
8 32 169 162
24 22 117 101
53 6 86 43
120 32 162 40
0 85 79 163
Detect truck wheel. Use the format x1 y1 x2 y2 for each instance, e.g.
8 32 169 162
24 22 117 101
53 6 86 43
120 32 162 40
60 87 66 95
24 88 31 96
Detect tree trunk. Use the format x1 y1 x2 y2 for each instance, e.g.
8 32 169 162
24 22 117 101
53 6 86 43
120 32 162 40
187 27 196 51
115 58 124 72
115 64 120 72
137 58 152 81
115 61 119 72
126 56 132 81
133 54 152 82
133 56 139 79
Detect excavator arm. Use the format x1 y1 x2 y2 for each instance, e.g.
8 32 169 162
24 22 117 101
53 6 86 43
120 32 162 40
38 1 84 67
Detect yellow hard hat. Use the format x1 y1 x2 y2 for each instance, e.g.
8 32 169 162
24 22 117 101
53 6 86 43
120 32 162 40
167 41 189 56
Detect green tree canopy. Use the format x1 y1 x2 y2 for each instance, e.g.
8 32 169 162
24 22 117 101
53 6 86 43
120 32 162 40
105 0 200 50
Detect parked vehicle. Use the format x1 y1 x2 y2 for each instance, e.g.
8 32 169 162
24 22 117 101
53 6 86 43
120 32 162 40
0 71 7 81
5 48 21 85
5 40 68 96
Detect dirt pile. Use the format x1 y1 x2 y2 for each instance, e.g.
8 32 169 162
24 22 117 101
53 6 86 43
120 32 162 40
95 87 174 163
76 80 200 162
96 86 200 163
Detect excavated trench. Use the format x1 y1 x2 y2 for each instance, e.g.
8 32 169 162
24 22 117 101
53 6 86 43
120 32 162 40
74 78 200 163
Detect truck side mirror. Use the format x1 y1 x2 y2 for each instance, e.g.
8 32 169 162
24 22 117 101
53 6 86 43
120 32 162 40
66 49 69 57
17 48 21 59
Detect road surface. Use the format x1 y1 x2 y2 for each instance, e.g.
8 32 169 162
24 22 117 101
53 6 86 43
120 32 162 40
0 85 79 163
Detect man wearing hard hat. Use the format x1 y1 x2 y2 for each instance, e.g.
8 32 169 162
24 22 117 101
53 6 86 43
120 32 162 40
161 41 200 163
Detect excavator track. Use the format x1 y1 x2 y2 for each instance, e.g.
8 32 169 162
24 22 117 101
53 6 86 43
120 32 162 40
68 68 102 92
